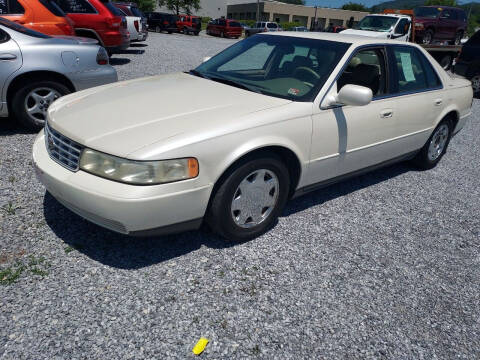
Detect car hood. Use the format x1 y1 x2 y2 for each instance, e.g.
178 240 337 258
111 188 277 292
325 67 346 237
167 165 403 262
340 29 390 38
48 72 291 159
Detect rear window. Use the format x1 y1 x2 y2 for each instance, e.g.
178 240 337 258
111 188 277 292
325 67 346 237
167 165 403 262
228 21 241 27
40 0 66 16
267 23 277 28
55 0 96 14
0 16 50 37
0 0 25 14
130 6 143 17
101 0 122 16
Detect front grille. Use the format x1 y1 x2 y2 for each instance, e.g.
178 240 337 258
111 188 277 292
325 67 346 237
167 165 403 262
45 123 83 171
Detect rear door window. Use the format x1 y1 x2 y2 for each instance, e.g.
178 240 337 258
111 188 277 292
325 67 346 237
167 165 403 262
101 0 122 16
0 0 25 14
267 23 277 28
55 0 96 14
39 0 66 16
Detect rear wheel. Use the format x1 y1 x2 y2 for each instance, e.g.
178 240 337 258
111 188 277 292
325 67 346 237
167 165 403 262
207 155 290 241
184 28 189 35
220 31 225 38
422 29 434 44
412 119 452 170
155 25 160 33
453 31 463 45
438 54 453 70
194 31 199 36
471 75 480 96
12 80 70 131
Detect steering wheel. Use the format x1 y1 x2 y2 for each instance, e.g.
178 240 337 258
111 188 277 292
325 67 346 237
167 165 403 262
292 66 320 82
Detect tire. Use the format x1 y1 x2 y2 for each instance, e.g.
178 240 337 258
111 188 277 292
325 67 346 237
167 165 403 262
207 154 290 241
438 54 452 70
155 25 160 33
184 28 189 35
11 80 70 131
453 31 463 45
412 119 452 170
194 31 199 36
471 74 480 96
220 31 224 38
422 29 434 44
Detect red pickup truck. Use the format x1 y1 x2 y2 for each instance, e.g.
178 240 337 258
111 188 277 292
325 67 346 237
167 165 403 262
176 14 201 35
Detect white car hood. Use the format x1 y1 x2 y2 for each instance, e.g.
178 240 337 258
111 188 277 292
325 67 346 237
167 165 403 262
340 29 390 38
48 72 291 158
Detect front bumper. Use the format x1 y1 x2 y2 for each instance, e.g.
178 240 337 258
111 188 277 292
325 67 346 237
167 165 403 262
33 131 212 236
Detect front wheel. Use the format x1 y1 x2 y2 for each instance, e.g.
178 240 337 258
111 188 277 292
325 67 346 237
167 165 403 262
412 119 452 170
207 155 290 241
422 29 434 44
471 74 480 96
11 80 70 131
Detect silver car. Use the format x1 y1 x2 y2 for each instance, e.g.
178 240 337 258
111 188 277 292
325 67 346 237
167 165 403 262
0 17 117 130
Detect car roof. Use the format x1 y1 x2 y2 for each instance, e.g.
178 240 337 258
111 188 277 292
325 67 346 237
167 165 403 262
260 31 421 47
366 13 407 18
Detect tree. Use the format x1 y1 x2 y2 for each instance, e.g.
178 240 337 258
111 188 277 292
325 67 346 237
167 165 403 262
137 0 155 12
157 0 201 15
341 2 369 12
424 0 458 6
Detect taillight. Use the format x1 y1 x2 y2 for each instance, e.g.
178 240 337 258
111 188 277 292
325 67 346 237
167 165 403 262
106 17 122 29
96 47 109 65
56 23 74 35
163 21 169 25
134 20 139 32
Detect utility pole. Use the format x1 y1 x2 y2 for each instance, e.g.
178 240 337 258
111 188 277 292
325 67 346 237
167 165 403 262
313 5 318 31
257 0 260 22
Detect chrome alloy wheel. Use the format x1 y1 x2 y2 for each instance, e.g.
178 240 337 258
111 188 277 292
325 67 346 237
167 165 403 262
471 75 480 94
24 87 61 123
428 124 449 161
231 169 279 228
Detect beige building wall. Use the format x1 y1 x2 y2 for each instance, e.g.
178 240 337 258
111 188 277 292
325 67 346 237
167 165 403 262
227 1 368 29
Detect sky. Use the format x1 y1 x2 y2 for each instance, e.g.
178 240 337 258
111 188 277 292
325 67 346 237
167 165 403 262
304 0 480 9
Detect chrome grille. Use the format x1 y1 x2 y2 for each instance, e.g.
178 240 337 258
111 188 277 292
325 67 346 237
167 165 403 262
45 123 83 171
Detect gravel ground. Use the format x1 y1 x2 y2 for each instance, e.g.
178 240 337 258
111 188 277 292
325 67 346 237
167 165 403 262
1 32 479 359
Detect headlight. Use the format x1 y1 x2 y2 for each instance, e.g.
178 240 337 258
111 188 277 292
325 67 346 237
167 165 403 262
79 149 199 185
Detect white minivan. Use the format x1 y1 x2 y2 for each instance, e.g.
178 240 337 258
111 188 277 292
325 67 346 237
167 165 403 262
342 14 411 42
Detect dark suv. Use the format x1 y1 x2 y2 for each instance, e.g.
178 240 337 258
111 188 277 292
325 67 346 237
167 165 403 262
145 11 177 33
414 6 467 45
454 30 480 96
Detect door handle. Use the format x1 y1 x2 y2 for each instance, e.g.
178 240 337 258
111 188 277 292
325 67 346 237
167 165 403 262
434 98 443 106
0 53 17 60
380 109 393 118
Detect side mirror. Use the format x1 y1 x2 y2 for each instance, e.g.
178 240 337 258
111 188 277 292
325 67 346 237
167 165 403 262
202 56 211 63
335 84 373 106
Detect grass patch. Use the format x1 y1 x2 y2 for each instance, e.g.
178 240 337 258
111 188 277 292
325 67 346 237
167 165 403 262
1 202 18 215
0 263 25 285
0 255 51 285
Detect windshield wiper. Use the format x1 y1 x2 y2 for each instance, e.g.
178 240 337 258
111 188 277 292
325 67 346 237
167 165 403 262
207 75 263 94
188 69 210 79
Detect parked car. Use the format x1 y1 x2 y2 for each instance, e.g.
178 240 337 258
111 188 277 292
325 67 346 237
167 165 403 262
145 11 177 33
0 0 75 35
454 30 480 96
245 21 281 37
114 2 147 40
342 14 411 41
291 26 308 32
206 18 242 38
176 14 201 35
33 32 472 241
413 6 467 45
54 0 130 55
114 7 144 42
0 17 117 130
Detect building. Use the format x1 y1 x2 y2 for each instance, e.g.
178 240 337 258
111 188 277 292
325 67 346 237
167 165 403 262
156 0 247 19
227 1 369 30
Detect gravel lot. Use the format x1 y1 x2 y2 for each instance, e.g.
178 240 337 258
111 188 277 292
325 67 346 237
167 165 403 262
1 32 479 359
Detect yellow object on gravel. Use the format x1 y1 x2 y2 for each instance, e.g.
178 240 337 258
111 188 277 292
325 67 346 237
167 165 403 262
192 337 209 355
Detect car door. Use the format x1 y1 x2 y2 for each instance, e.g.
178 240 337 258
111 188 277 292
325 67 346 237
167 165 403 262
392 18 410 42
310 46 399 184
385 44 444 151
0 27 22 113
438 9 455 40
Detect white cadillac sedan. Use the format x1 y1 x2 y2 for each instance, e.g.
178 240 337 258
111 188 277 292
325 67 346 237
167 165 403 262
33 33 473 241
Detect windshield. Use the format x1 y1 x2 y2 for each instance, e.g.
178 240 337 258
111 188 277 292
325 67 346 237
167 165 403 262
0 17 51 38
355 16 398 32
414 7 441 19
193 35 350 101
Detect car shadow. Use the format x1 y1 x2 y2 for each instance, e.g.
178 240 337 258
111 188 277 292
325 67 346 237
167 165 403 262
130 43 148 47
109 57 131 66
43 162 412 270
115 49 145 55
0 117 35 135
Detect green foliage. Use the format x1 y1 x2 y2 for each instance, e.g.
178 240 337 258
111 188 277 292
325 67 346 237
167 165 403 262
136 0 155 12
342 2 370 12
157 0 200 15
280 21 303 30
424 0 457 5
